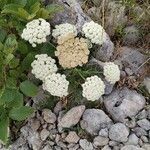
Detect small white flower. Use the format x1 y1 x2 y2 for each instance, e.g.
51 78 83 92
43 73 69 97
52 23 77 39
82 75 105 101
21 18 51 47
103 62 120 84
31 54 58 81
82 21 107 45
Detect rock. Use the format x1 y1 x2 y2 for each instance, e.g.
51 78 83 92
65 131 80 143
40 129 50 141
141 135 149 143
58 105 85 128
99 128 109 137
93 136 109 147
136 110 147 120
68 143 79 150
139 138 144 147
42 145 53 150
116 47 147 75
102 145 111 150
54 101 63 114
109 141 118 146
142 144 150 150
137 119 150 131
42 109 56 124
121 145 144 150
109 123 129 142
79 139 93 150
126 134 139 145
123 25 140 45
105 1 127 36
30 119 41 131
104 87 146 122
132 127 148 137
81 109 112 135
143 77 150 94
125 117 136 128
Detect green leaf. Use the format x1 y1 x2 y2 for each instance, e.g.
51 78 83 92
36 8 49 19
0 28 7 42
5 77 17 89
11 0 27 6
9 57 20 68
18 8 30 20
21 52 36 71
9 106 34 121
20 80 38 97
46 4 64 17
4 53 14 65
0 116 9 144
26 0 40 8
41 42 56 57
0 88 17 105
4 34 18 55
17 41 29 54
30 2 40 14
8 91 23 108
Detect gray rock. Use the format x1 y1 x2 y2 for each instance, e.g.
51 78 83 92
58 105 85 128
125 117 136 128
137 119 150 131
42 109 56 124
109 141 118 146
65 131 80 143
123 26 140 45
136 110 147 120
138 139 144 147
93 136 109 147
54 101 63 115
143 77 150 94
104 87 146 122
142 144 150 150
141 136 149 143
42 145 53 150
126 134 139 145
121 145 144 150
132 127 148 137
79 139 93 150
40 129 50 141
99 128 109 137
109 123 129 142
81 109 112 135
102 145 111 150
116 47 147 75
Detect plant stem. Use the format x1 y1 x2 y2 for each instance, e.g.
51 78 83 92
74 68 86 80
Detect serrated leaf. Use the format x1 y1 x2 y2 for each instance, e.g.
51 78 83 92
30 2 40 14
18 8 30 20
20 80 38 97
4 53 14 65
0 116 9 144
11 0 27 6
26 0 40 8
9 106 34 121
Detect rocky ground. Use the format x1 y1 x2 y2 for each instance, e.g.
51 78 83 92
0 0 149 150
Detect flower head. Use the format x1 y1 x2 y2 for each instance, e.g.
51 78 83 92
52 23 77 39
31 54 58 81
43 73 69 97
55 33 90 69
82 75 105 101
21 18 50 47
103 62 120 84
82 21 106 45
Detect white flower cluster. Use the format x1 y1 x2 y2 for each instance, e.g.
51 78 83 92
31 54 58 81
52 23 77 39
21 18 50 47
82 21 106 45
82 75 105 101
43 73 69 97
103 62 120 84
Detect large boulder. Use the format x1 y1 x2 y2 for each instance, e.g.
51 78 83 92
104 87 146 122
80 109 112 135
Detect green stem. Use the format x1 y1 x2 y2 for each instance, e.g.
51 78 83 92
74 68 86 80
